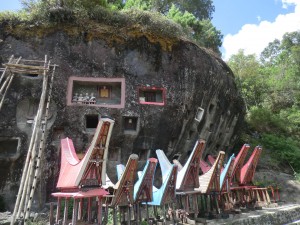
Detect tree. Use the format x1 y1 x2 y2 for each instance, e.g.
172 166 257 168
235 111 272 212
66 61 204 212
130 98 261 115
260 39 281 66
196 19 222 53
123 0 214 20
123 0 151 10
259 31 300 112
175 0 214 20
228 50 267 110
167 4 222 53
232 32 300 173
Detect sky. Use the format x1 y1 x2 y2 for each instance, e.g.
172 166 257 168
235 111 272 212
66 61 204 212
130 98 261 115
212 0 300 60
0 0 300 60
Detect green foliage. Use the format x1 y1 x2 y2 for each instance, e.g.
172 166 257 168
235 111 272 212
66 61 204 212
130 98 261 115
260 133 300 172
196 19 222 52
228 50 268 109
121 9 185 38
279 107 300 136
175 0 214 20
295 172 300 182
230 31 300 173
167 4 196 28
247 106 287 134
60 199 74 218
122 0 214 20
166 4 222 53
123 0 152 11
0 0 222 54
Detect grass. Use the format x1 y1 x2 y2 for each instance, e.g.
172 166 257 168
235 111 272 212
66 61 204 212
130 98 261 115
0 5 187 52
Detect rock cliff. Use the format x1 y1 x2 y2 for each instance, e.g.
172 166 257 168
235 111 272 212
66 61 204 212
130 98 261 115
0 17 245 210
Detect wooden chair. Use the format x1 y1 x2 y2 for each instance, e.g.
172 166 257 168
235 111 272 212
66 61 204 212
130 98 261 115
196 151 225 216
133 158 158 223
157 140 205 222
103 154 138 225
240 146 271 207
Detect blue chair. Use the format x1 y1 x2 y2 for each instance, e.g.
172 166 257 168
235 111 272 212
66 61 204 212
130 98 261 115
133 158 158 202
219 154 235 212
220 154 235 192
153 140 205 221
116 164 125 181
147 149 178 224
147 151 178 206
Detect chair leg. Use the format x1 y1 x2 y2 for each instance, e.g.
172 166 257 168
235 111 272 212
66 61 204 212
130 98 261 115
136 203 140 224
163 205 166 225
128 206 131 225
113 207 117 225
146 203 149 223
154 206 158 219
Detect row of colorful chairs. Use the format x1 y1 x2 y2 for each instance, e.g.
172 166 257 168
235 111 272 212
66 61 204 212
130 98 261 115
51 119 278 225
99 140 278 224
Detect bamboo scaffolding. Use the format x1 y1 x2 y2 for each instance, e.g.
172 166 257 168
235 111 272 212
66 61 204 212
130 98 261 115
24 64 56 222
10 55 57 225
4 61 49 75
15 57 49 223
0 74 14 109
19 59 46 63
22 57 49 224
0 55 14 84
17 56 49 221
0 57 22 111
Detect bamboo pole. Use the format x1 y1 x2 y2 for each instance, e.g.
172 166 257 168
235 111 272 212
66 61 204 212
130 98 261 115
0 57 21 96
0 73 12 94
88 197 91 222
17 135 39 219
0 55 13 85
9 55 45 224
78 199 83 221
56 197 61 223
72 199 78 225
20 78 47 219
4 63 47 69
0 73 14 111
97 198 102 225
63 198 68 225
24 63 56 222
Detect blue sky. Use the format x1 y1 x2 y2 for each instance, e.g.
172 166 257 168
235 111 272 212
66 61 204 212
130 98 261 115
1 0 300 60
212 0 294 36
0 0 22 11
213 0 300 60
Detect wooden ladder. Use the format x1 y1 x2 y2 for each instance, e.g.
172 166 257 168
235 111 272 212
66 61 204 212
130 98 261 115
9 56 57 225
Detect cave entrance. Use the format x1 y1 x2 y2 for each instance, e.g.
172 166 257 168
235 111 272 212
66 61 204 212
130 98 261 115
0 137 20 159
85 114 99 129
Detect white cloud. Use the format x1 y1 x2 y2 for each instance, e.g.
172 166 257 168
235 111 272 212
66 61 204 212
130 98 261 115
222 0 300 60
257 16 261 21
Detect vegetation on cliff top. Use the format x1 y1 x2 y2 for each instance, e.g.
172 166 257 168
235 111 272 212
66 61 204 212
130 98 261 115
0 0 222 54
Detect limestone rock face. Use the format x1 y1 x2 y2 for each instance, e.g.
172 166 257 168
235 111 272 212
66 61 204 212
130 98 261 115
0 22 245 209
